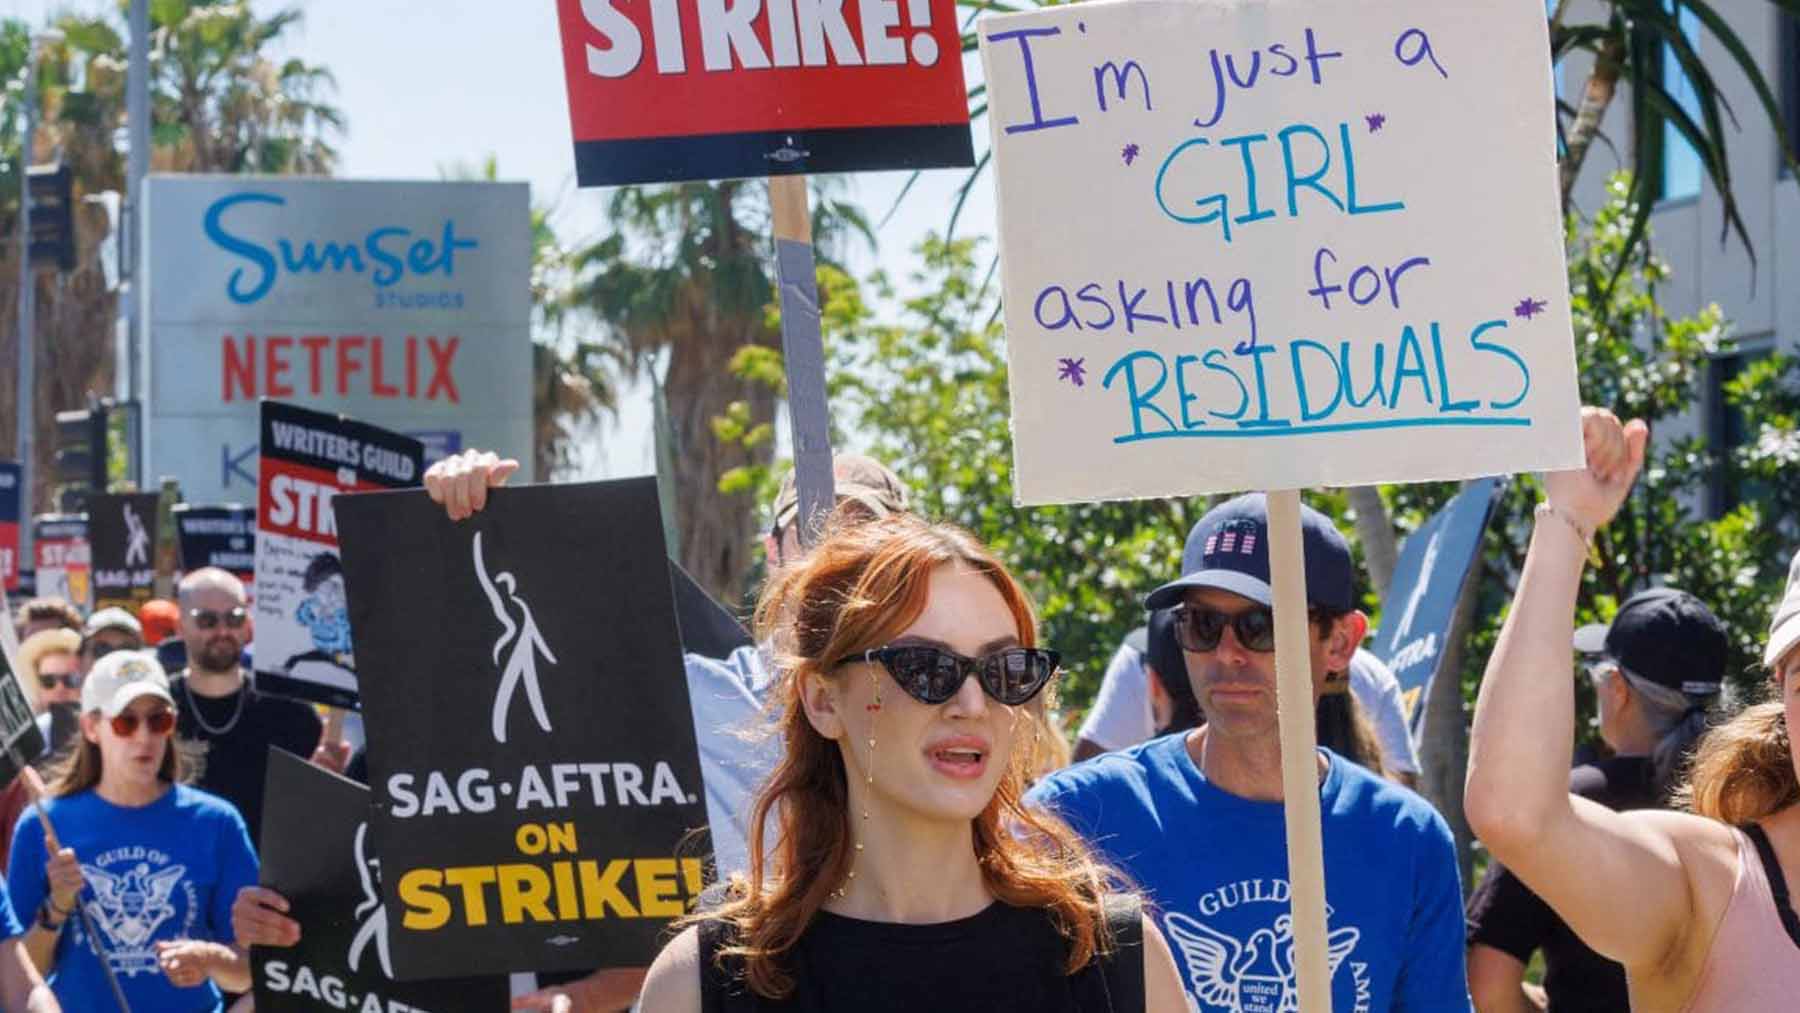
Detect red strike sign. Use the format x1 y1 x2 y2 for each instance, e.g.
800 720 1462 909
554 0 974 186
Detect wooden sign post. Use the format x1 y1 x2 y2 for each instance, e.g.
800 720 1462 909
979 1 1585 1007
553 0 977 542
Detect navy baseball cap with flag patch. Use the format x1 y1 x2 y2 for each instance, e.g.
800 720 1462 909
1145 493 1356 613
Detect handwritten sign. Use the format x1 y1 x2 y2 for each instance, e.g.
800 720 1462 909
979 0 1582 505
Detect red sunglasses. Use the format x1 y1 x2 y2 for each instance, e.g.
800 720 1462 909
109 710 176 738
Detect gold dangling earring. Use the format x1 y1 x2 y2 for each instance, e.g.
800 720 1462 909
831 668 880 901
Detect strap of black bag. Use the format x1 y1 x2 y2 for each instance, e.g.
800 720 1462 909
1744 823 1800 951
1099 893 1145 1013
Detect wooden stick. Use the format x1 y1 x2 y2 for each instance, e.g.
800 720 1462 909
1266 489 1332 1013
19 768 60 851
767 174 836 548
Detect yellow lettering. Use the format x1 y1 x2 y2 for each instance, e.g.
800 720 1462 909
553 861 581 920
398 869 450 931
546 822 578 854
636 858 683 918
444 866 497 926
578 859 638 918
516 824 548 856
497 863 554 924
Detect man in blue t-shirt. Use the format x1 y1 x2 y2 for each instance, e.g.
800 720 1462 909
1028 494 1471 1013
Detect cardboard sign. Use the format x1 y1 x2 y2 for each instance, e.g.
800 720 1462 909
254 402 425 710
554 0 973 185
0 462 19 593
335 479 709 980
175 504 257 586
979 0 1583 505
89 492 162 613
671 560 753 659
141 177 531 505
32 515 90 611
254 749 510 1012
1371 477 1501 742
0 632 47 785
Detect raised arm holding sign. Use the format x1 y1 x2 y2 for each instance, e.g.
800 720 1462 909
978 0 1580 1008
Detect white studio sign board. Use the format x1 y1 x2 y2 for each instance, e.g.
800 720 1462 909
980 0 1583 506
142 177 532 504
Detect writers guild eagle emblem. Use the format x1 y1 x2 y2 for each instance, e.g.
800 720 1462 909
347 821 393 978
81 861 188 975
123 502 150 568
473 531 556 744
1165 911 1360 1013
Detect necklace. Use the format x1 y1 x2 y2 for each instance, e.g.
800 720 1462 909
831 669 881 901
185 675 248 737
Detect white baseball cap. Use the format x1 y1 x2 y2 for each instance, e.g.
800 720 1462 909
1767 547 1800 670
80 650 175 718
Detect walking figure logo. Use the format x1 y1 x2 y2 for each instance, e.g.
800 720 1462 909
347 821 393 978
473 531 556 744
123 503 150 567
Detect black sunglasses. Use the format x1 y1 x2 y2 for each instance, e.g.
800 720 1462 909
835 645 1059 706
189 608 248 631
1171 603 1280 653
37 673 81 691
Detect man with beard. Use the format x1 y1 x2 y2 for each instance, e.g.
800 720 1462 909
169 567 328 845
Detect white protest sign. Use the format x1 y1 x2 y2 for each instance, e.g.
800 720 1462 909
980 0 1582 505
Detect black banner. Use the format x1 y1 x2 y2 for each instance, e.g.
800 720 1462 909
255 401 425 710
254 749 509 1012
89 492 162 612
671 560 752 660
335 479 708 980
175 504 256 584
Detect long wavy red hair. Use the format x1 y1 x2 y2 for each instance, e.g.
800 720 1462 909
701 513 1118 997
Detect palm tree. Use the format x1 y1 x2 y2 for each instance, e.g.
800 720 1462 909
1 3 343 513
439 155 623 481
569 179 870 600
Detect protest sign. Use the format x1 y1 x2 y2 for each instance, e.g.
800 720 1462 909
671 560 752 659
255 402 424 710
0 613 47 786
89 492 162 613
335 478 709 980
32 515 90 611
254 748 510 1012
553 0 973 185
1371 477 1502 743
174 504 257 586
979 0 1583 505
0 462 19 593
141 177 531 505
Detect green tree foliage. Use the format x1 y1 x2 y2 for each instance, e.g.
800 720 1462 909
728 176 1798 729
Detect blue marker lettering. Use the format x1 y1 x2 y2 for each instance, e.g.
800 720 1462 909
1034 285 1080 330
1340 341 1388 408
1291 340 1344 421
986 28 1080 134
1395 28 1448 79
1389 325 1434 407
1342 122 1405 215
1470 319 1530 409
1103 351 1180 438
1077 283 1116 329
1174 354 1208 429
1222 133 1275 227
1119 282 1168 333
1301 28 1344 83
1278 124 1344 216
1237 340 1291 428
1155 138 1233 241
1094 59 1152 112
1431 322 1479 412
1202 348 1250 420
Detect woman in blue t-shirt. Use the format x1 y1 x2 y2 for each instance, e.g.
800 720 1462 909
8 650 258 1013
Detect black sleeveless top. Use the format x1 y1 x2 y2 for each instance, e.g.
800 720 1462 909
697 896 1143 1013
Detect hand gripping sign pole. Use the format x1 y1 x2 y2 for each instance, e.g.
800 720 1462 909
769 176 836 548
1267 490 1331 1013
20 767 133 1013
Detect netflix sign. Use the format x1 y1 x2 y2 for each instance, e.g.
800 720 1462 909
554 0 974 185
142 178 531 504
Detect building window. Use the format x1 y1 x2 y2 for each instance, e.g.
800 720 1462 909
1651 0 1705 202
1707 343 1774 517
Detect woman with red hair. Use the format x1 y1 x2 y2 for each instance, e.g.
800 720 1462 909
639 514 1183 1011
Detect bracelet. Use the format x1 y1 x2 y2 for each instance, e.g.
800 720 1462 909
1535 502 1594 545
34 900 66 932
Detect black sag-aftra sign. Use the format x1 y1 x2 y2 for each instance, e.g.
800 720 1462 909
335 478 708 980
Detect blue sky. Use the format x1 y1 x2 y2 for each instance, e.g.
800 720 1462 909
17 0 998 478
